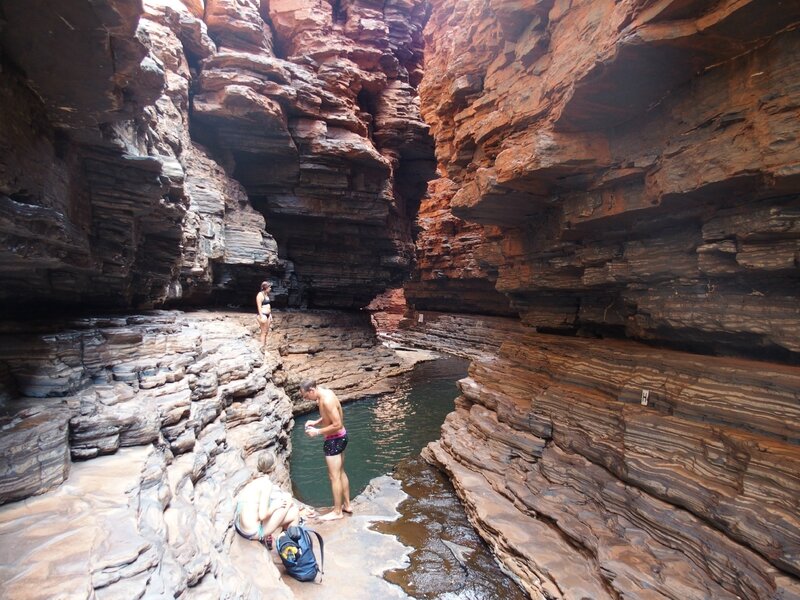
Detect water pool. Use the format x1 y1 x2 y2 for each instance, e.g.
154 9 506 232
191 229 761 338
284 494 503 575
289 355 469 507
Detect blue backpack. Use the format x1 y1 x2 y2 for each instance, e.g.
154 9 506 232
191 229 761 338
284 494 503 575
276 525 324 582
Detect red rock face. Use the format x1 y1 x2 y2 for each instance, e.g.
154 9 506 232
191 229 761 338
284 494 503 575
412 0 800 359
405 178 516 315
422 326 800 598
365 286 407 332
407 1 800 596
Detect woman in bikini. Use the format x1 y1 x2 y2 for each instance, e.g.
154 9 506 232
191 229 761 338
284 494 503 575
256 281 273 348
234 451 299 549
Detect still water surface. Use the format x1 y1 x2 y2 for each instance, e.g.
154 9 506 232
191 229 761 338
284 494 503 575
290 355 469 507
290 355 527 599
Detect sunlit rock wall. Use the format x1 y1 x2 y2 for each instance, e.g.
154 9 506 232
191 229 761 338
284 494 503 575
0 312 296 597
411 0 800 597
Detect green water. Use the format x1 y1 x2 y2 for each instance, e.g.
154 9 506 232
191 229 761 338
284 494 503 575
290 356 469 507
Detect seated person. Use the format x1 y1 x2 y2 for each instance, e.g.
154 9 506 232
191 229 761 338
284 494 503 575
234 451 299 548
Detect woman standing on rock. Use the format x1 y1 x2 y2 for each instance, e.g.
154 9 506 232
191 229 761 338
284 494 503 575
256 281 273 348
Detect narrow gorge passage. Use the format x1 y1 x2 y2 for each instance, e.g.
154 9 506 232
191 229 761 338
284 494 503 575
1 0 799 598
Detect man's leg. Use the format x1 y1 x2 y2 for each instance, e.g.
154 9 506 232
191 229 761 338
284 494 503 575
340 452 352 513
319 453 345 521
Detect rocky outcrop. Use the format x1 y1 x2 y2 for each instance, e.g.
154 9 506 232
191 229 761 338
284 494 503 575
0 311 297 597
418 327 800 599
191 0 434 308
271 308 437 412
388 309 528 359
366 287 407 333
0 312 291 501
0 307 437 596
0 0 282 314
411 0 800 360
193 1 433 307
404 179 516 316
0 0 175 313
138 1 286 306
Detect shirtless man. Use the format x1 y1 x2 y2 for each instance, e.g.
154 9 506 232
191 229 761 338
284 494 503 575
301 379 352 521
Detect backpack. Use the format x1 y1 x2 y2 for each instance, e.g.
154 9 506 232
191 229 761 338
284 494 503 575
276 525 324 582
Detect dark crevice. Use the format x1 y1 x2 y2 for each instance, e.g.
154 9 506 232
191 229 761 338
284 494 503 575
331 0 347 25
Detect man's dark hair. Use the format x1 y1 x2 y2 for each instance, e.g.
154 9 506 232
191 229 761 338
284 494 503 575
299 379 317 393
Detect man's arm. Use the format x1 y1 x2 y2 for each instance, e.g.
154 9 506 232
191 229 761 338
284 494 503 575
308 396 342 437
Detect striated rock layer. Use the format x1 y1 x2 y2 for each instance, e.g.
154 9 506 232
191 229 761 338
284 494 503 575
407 4 800 594
412 0 800 599
0 311 296 597
268 307 438 413
0 0 284 313
411 0 800 361
0 308 427 597
0 0 434 313
406 322 800 599
193 0 435 307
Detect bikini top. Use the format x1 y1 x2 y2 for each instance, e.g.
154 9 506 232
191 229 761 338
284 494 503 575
261 295 271 307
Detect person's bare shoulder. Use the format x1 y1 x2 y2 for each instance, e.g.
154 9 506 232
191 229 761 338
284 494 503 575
319 392 334 411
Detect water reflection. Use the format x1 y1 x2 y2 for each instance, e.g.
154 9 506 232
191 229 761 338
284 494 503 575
371 384 413 443
290 356 469 507
375 457 528 600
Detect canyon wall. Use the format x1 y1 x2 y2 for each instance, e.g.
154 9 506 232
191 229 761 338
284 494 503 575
413 317 800 599
2 0 800 597
407 0 800 598
0 2 433 596
411 0 800 361
0 0 433 314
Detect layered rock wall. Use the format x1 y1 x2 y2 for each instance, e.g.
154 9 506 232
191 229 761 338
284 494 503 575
193 0 434 307
266 307 437 413
0 0 177 311
0 0 434 314
411 0 800 360
408 323 800 599
0 312 295 597
408 0 800 597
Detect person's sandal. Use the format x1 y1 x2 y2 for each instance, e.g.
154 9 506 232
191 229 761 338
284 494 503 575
264 535 273 550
